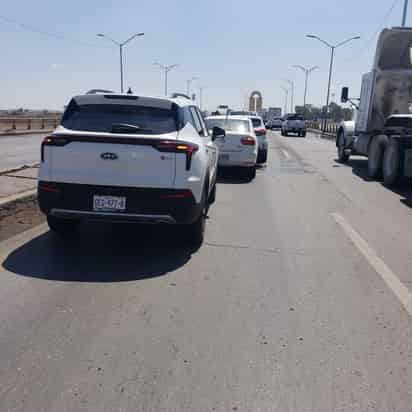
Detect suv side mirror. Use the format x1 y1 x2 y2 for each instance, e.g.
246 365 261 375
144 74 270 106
212 126 225 141
341 87 349 103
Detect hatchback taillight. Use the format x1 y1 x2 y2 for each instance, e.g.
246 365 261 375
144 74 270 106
241 136 256 146
41 135 69 162
154 140 199 170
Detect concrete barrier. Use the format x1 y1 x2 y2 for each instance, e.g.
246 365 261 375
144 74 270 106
0 116 60 135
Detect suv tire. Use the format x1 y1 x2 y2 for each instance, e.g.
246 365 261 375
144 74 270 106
47 215 79 237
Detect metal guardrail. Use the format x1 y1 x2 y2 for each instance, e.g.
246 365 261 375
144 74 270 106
306 121 339 135
0 117 60 132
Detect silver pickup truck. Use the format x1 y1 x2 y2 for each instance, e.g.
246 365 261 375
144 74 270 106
281 114 306 137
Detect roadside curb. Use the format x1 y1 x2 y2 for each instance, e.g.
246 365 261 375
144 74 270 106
0 163 39 176
308 129 335 140
0 130 51 138
0 189 37 212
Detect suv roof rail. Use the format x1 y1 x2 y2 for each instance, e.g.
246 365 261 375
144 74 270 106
86 89 114 95
170 93 191 100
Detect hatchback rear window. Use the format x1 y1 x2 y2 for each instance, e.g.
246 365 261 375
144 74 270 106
251 118 263 128
205 118 250 133
62 103 178 134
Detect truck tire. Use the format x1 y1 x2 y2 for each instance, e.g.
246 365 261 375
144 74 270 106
337 131 350 163
302 131 307 138
47 215 79 237
383 139 403 187
368 134 388 180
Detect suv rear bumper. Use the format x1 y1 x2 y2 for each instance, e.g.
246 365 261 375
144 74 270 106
38 181 202 224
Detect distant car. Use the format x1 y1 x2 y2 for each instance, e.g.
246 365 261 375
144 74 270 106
205 115 257 181
249 116 268 164
267 117 283 130
38 92 220 245
281 114 306 137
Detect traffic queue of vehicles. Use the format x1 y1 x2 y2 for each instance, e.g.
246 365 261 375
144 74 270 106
38 92 268 246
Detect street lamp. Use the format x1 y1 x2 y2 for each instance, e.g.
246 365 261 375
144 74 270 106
153 62 179 96
293 65 319 109
97 32 144 93
306 34 360 132
403 0 409 26
186 77 198 97
281 87 289 116
199 86 207 110
283 79 294 113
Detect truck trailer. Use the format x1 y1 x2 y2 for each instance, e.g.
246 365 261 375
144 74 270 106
337 27 412 186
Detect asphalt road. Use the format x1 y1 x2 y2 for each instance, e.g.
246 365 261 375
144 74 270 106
0 133 45 173
1 131 412 411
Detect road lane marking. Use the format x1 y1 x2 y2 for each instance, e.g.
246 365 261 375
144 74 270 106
332 212 412 317
281 149 291 159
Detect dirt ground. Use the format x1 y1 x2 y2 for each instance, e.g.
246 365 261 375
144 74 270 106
0 197 44 242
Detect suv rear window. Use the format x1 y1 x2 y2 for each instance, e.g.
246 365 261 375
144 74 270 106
62 102 178 134
251 118 263 128
205 118 250 133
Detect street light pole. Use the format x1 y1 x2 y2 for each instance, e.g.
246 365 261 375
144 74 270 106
293 65 319 109
153 63 179 96
97 32 145 93
403 0 409 26
306 34 360 132
283 79 294 113
199 86 207 110
281 87 289 116
186 77 198 96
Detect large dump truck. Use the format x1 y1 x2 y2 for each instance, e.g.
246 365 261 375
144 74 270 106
337 27 412 186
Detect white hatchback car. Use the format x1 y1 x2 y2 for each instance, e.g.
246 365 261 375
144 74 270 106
38 92 221 244
205 115 257 181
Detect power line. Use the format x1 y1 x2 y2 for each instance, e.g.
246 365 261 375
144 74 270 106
0 14 113 48
344 0 401 62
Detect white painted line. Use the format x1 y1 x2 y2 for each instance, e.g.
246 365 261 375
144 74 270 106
281 149 291 159
332 212 412 317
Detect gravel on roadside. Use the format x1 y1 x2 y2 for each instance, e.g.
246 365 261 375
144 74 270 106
0 196 44 242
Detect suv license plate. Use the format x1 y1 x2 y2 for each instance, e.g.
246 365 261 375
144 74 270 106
93 196 126 212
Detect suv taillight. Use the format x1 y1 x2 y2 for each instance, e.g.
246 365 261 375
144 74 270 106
154 140 199 170
241 136 256 146
41 135 69 162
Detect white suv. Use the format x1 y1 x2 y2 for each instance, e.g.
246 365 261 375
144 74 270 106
38 92 222 244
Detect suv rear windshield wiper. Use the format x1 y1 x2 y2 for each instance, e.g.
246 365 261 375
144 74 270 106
111 123 153 134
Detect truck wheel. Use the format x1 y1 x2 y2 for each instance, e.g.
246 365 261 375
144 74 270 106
302 131 307 138
47 215 79 237
368 135 388 180
383 139 403 187
337 131 350 163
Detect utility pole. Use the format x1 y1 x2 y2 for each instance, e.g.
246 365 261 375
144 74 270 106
97 32 144 93
403 0 409 26
199 86 207 110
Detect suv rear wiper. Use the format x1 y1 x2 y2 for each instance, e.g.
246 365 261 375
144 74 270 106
111 123 152 134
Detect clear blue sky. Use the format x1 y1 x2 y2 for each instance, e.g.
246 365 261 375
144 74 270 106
0 0 408 112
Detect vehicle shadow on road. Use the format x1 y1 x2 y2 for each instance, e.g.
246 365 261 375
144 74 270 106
2 224 199 283
216 168 251 184
334 158 374 182
334 158 412 208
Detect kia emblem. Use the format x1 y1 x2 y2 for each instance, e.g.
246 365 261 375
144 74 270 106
100 152 118 160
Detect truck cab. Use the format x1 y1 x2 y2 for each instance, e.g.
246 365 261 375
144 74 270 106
338 27 412 186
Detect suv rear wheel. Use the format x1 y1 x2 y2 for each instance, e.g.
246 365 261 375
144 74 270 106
47 215 80 237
